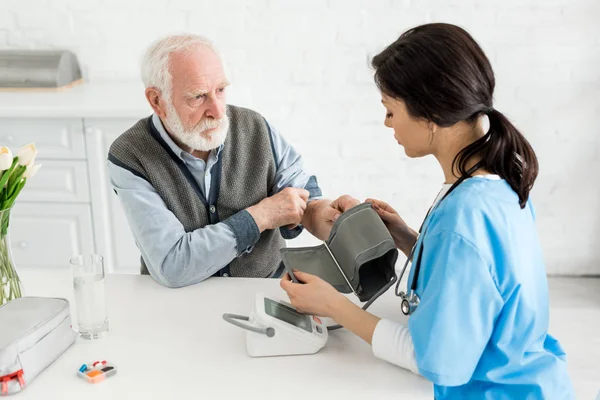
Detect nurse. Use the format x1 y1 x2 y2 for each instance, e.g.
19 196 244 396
280 23 574 399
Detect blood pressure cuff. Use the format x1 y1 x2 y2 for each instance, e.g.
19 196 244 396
280 203 398 302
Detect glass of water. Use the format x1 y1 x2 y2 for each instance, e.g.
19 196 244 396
70 254 108 339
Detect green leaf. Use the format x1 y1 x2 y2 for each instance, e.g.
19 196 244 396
0 158 18 189
6 166 26 200
7 180 26 204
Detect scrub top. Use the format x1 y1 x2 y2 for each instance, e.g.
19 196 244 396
408 176 574 399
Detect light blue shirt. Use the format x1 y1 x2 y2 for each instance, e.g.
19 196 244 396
407 177 574 399
107 113 321 287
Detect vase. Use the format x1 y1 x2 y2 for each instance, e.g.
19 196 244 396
0 208 23 306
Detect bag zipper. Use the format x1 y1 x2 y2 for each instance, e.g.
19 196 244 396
1 370 25 395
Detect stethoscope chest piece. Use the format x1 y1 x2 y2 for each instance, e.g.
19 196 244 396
399 291 420 316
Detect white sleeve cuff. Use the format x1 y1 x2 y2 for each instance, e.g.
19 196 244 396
372 319 420 375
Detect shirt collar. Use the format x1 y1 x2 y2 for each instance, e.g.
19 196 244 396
151 113 223 161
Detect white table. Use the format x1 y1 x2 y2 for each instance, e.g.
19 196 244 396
16 270 433 399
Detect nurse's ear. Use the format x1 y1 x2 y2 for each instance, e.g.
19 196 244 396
428 121 440 144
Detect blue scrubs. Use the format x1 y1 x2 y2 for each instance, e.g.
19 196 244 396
408 177 574 399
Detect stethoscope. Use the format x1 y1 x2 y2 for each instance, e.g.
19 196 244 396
395 164 481 315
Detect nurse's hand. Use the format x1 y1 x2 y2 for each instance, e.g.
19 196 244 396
366 198 417 256
280 270 346 318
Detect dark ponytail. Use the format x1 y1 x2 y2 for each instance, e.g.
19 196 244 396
454 109 538 208
372 23 538 208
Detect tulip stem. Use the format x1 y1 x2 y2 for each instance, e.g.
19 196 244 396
0 210 22 305
0 152 31 305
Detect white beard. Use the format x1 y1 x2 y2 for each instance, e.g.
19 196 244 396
164 102 229 152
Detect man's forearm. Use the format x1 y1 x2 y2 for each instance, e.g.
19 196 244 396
246 204 269 233
108 161 244 287
157 229 236 287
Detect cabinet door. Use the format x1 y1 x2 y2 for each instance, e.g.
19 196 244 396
11 203 94 269
85 118 143 274
18 160 90 203
0 118 86 159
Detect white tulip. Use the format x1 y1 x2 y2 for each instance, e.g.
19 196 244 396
17 143 38 167
23 164 41 179
0 147 13 171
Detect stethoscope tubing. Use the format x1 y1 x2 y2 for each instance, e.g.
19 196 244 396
395 164 481 314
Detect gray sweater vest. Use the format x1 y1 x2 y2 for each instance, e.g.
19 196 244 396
108 105 285 278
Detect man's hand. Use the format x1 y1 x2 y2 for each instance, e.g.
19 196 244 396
247 188 310 232
330 194 360 213
302 195 361 241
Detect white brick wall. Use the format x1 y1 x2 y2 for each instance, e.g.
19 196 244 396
2 0 600 274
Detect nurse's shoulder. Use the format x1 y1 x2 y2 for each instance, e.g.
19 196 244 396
427 177 528 247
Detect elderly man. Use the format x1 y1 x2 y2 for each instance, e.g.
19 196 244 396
107 34 353 288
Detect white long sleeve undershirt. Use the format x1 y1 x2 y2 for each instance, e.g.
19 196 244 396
372 319 420 375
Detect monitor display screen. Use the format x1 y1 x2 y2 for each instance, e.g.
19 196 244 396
264 298 312 333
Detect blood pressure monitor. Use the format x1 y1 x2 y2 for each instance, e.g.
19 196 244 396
223 293 328 357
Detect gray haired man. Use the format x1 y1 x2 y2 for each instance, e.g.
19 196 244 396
107 34 356 288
